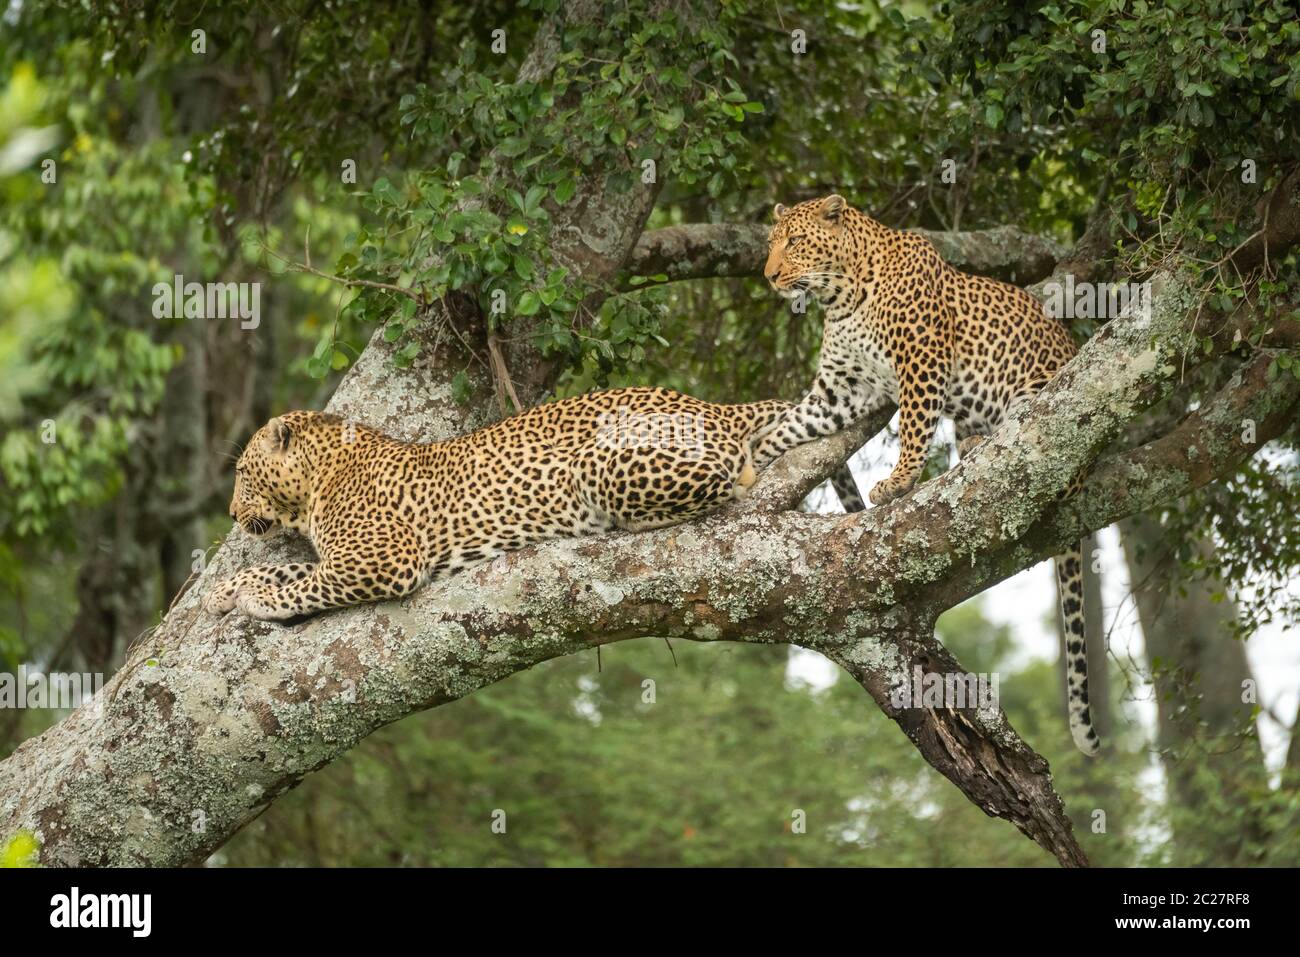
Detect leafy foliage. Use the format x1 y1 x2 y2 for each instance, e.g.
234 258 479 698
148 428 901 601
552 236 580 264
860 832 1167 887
332 1 762 383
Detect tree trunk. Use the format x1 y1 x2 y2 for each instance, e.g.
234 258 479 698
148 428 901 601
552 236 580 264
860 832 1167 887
1119 512 1268 863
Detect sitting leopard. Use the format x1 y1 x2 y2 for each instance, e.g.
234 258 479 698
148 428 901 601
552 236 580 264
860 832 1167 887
204 386 864 623
755 194 1097 755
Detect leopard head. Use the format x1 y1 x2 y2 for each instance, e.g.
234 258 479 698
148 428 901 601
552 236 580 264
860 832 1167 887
764 194 852 302
228 412 316 537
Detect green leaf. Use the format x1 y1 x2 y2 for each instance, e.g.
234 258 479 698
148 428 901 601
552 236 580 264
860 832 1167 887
372 177 401 206
497 137 531 157
393 341 421 367
517 291 541 316
654 106 685 131
451 371 473 405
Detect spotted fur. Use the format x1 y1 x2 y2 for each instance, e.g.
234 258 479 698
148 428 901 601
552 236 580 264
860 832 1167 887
205 387 863 623
756 194 1098 755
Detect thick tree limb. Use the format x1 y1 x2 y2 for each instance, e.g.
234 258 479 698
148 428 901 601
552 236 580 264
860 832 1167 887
8 253 1292 867
1231 166 1300 276
627 222 1064 287
933 347 1300 609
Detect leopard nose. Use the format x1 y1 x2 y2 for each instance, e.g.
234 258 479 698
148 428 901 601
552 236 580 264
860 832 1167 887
765 270 780 283
229 507 238 521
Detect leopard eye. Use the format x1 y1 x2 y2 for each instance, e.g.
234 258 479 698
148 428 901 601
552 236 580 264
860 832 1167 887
787 235 803 248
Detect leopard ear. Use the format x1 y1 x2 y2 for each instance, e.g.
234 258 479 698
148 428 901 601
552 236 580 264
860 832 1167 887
821 194 846 224
773 202 789 222
266 417 292 453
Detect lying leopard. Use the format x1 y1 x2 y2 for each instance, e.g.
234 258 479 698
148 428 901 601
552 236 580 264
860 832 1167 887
757 194 1097 755
204 387 864 623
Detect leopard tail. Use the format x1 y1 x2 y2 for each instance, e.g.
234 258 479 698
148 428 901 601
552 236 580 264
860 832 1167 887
1057 542 1100 755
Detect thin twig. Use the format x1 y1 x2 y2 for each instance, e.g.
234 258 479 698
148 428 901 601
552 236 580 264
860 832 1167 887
486 332 524 414
263 242 422 302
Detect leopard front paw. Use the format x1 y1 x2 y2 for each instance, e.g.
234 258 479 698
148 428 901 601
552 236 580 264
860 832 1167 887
235 589 293 622
868 478 911 506
202 580 240 615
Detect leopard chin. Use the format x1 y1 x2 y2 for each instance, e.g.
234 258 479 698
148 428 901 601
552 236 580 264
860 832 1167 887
241 516 277 537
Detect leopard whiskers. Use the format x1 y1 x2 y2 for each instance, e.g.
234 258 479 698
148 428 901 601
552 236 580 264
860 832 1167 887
795 270 850 288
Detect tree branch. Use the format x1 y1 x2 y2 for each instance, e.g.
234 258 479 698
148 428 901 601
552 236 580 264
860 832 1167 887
626 222 1065 287
1230 166 1300 276
934 347 1300 610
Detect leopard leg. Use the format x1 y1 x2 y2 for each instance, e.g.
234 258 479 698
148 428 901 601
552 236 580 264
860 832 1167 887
621 447 746 531
203 563 315 615
830 466 866 513
233 523 426 622
578 423 752 532
753 392 836 468
233 564 348 621
233 557 416 621
736 397 866 513
756 385 887 466
868 372 946 506
733 399 794 445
